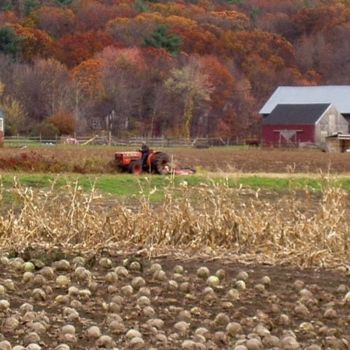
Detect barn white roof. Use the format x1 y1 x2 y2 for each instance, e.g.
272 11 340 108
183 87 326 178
260 86 350 114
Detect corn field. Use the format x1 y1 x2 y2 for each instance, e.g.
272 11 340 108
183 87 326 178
0 177 349 268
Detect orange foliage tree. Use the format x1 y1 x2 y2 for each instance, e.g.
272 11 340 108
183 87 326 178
32 6 75 38
48 111 76 135
11 24 55 61
56 31 115 67
71 58 103 100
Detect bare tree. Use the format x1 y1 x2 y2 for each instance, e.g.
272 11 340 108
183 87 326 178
165 58 213 139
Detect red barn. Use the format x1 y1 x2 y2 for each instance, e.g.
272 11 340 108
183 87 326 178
262 104 348 147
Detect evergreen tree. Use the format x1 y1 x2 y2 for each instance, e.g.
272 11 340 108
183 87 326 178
0 27 21 59
144 25 182 56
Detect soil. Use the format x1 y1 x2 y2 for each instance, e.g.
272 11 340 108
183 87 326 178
1 251 349 349
1 146 350 173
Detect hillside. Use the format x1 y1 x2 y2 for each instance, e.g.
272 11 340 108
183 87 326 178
0 0 349 138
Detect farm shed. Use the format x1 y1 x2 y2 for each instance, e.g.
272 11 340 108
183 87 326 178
326 134 350 153
262 104 348 146
260 86 350 126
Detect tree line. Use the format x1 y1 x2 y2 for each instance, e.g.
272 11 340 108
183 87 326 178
0 0 349 138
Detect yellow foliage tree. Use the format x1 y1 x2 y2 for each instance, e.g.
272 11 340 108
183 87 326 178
0 81 26 135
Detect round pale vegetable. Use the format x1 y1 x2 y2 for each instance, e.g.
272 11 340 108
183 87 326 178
126 329 142 339
0 299 10 311
137 296 150 307
146 318 164 329
23 332 40 346
129 337 144 349
246 338 263 350
26 344 41 350
0 256 10 265
23 262 35 272
181 340 197 350
0 285 5 295
174 321 190 334
236 271 249 281
86 326 101 339
215 269 225 280
55 345 70 350
105 272 118 284
129 261 142 271
227 289 240 301
143 306 155 317
32 288 46 301
121 285 133 296
61 325 75 335
178 310 191 322
131 277 146 290
174 265 184 274
53 260 70 271
168 280 178 290
214 312 230 326
197 267 210 279
115 266 128 278
99 257 112 269
149 263 162 273
109 320 126 334
39 267 55 280
33 275 46 287
67 286 79 297
20 303 33 313
226 322 242 336
0 341 12 350
3 280 15 290
3 316 19 332
260 276 271 285
153 270 167 281
235 280 246 290
56 276 70 288
72 256 85 267
207 275 220 288
95 335 115 348
180 282 190 293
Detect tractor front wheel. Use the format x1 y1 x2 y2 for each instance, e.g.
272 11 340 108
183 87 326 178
129 160 143 175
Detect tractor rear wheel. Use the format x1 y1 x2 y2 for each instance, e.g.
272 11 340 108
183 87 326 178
152 152 171 175
129 160 143 175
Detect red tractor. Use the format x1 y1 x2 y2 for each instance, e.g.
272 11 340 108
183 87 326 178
115 150 171 175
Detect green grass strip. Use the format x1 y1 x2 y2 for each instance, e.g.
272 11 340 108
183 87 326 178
0 172 348 197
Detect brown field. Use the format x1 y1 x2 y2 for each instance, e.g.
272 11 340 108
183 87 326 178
1 146 350 173
1 147 350 349
1 249 350 349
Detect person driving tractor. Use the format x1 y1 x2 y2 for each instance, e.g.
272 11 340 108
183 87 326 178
140 143 150 168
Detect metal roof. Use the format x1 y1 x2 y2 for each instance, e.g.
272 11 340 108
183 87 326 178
260 86 350 114
262 104 331 125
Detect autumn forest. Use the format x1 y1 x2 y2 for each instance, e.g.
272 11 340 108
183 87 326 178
0 0 349 138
